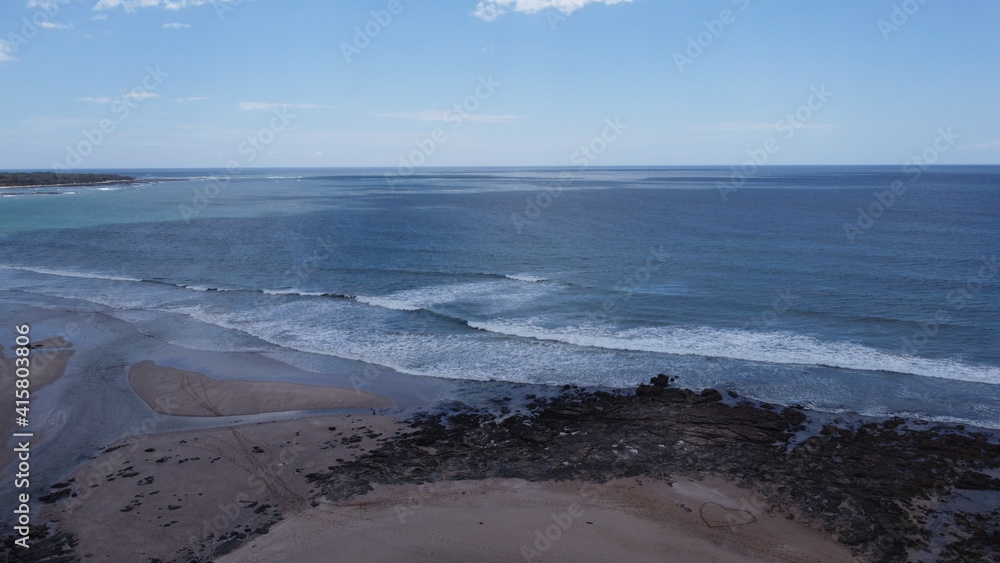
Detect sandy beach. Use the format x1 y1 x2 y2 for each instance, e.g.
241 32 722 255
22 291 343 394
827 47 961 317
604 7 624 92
3 310 998 562
1 331 859 562
128 360 394 416
218 477 854 563
31 406 855 563
37 414 402 562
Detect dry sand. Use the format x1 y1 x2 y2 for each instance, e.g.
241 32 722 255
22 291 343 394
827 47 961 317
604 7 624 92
218 477 856 563
40 410 855 563
128 360 394 416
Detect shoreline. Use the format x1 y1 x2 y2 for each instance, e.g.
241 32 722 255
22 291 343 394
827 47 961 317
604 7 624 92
0 307 996 561
4 371 998 561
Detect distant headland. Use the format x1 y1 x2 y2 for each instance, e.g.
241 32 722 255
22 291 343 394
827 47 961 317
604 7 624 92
0 172 136 189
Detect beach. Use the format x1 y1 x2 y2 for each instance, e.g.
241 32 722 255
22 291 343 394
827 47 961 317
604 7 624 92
3 306 999 562
128 360 393 416
4 0 998 558
1 167 998 562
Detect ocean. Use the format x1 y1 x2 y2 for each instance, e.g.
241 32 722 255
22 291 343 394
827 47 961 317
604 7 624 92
1 166 998 428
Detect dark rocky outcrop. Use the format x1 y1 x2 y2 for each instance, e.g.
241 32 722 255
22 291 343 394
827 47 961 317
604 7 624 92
308 375 1000 563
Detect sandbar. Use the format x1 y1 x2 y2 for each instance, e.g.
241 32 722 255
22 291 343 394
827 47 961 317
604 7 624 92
127 360 394 416
0 337 75 468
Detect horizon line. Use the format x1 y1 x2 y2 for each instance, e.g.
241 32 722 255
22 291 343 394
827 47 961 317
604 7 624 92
3 163 999 172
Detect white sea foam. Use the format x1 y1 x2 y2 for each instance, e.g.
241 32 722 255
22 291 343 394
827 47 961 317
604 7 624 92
353 295 422 311
354 280 551 314
0 264 142 282
505 274 548 283
467 319 1000 385
262 288 328 297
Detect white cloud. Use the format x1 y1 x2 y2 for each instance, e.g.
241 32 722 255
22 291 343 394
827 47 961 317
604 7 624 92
239 102 331 111
474 0 633 21
81 92 160 103
93 0 239 11
39 21 75 29
27 0 66 9
172 96 209 102
0 40 16 63
127 91 160 100
958 140 1000 151
163 22 190 28
93 0 162 10
376 111 520 123
91 14 108 20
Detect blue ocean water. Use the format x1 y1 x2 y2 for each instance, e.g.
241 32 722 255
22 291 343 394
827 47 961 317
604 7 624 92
1 166 998 426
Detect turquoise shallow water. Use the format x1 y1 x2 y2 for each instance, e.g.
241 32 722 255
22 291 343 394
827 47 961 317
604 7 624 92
1 166 998 427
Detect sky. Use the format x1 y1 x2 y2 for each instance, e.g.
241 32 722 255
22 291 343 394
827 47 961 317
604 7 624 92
0 0 998 169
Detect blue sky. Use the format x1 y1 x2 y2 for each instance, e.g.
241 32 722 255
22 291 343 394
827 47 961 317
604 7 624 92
1 0 998 169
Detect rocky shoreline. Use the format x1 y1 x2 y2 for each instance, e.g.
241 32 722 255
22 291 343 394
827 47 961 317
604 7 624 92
307 376 1000 562
4 375 998 562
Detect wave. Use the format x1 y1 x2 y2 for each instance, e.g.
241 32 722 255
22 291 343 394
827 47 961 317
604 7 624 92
0 265 362 302
353 295 422 311
162 283 354 301
466 320 1000 385
505 274 549 283
180 285 239 292
352 280 553 315
0 265 143 283
262 288 330 297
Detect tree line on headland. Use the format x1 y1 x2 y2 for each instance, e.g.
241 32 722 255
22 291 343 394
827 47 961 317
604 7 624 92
0 172 135 187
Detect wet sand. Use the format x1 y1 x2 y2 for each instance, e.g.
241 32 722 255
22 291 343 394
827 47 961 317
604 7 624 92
33 413 854 563
0 337 75 469
128 360 394 416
